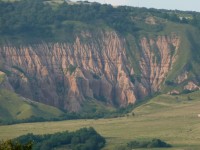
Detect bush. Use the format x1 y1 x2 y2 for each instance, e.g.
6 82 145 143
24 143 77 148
127 139 171 149
181 89 192 94
0 139 33 150
67 64 77 75
165 80 174 86
93 74 101 79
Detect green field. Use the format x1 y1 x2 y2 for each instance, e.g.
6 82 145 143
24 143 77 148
1 91 200 150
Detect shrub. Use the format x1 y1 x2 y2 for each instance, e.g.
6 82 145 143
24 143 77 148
67 64 77 75
165 80 174 86
127 139 171 149
93 74 101 79
0 139 33 150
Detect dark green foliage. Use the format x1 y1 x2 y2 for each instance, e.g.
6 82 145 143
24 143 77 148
158 11 200 30
189 14 198 26
12 66 25 74
130 75 135 84
127 139 171 149
67 64 77 75
160 12 169 19
13 127 105 150
169 13 180 22
136 75 141 83
181 89 192 94
93 74 100 79
165 80 174 86
0 68 12 77
0 0 53 36
0 139 33 150
0 0 162 39
180 17 188 24
93 94 107 102
151 44 160 65
1 0 200 41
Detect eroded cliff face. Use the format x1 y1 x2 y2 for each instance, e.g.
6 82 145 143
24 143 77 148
139 34 180 94
0 31 180 111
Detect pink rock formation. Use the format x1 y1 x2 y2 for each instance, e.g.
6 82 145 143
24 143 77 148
0 31 180 111
184 82 199 91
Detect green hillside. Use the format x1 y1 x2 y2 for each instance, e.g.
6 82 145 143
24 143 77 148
133 90 200 117
1 91 200 149
0 88 64 121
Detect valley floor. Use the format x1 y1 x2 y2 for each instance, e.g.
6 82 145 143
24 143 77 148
1 92 200 150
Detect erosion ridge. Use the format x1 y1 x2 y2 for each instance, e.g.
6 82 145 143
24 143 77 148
0 30 181 111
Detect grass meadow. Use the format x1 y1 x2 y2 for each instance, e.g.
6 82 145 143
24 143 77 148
1 92 200 150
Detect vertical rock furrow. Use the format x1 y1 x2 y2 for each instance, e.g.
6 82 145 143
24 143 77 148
0 31 180 111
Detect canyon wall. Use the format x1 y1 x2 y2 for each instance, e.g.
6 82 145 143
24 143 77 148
0 31 180 111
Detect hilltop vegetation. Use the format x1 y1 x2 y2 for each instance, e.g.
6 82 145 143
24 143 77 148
1 0 200 43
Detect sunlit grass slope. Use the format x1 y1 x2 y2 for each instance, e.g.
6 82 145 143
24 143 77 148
0 89 64 121
133 90 200 117
1 91 200 149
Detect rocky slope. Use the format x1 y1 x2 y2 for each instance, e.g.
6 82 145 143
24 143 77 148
0 30 182 111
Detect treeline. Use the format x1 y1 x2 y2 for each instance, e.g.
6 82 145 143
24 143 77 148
116 139 171 150
13 127 105 150
159 12 200 29
1 0 200 38
0 0 137 36
0 0 53 36
0 91 161 126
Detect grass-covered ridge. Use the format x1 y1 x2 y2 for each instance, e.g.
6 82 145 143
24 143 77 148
0 89 64 121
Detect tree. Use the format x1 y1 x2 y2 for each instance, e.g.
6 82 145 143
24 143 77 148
161 12 169 19
169 13 180 22
0 139 33 150
180 17 188 24
187 96 192 101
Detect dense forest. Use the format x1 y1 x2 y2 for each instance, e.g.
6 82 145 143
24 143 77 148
1 0 200 38
13 127 105 150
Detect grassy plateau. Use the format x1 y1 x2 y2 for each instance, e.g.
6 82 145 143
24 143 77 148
1 91 200 150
